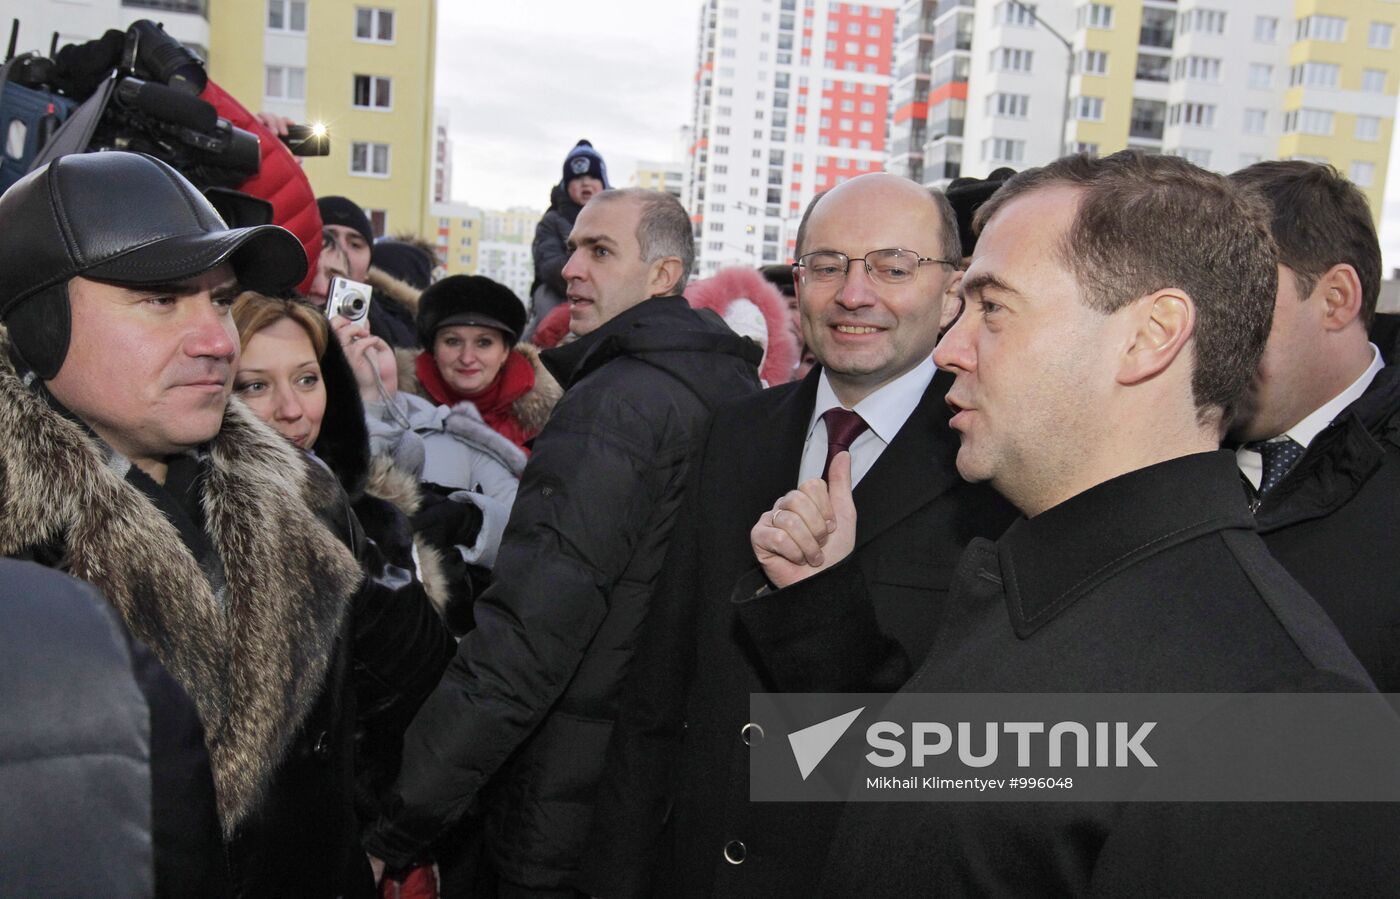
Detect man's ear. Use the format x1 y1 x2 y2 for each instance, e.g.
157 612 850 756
1118 289 1195 386
1316 263 1364 332
649 256 686 297
940 269 965 329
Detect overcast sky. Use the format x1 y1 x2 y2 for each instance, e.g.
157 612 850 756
435 1 699 212
435 2 1400 276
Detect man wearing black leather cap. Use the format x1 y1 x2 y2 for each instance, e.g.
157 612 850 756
0 150 452 897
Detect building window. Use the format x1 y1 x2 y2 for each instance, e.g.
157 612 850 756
983 137 1025 163
1296 15 1346 43
1180 9 1226 35
997 1 1036 27
1247 64 1272 90
1168 102 1215 127
1289 62 1339 89
1351 161 1376 188
350 141 390 177
987 92 1030 118
1282 108 1334 135
1075 96 1104 121
1066 141 1099 155
353 74 392 109
1356 115 1381 141
264 65 305 100
267 0 307 32
1363 69 1387 93
355 7 395 42
1370 22 1394 48
1078 4 1114 30
1242 108 1268 134
1079 49 1107 75
1173 56 1221 82
991 47 1034 73
1254 16 1278 42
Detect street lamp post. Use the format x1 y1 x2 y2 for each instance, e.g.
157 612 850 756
1009 0 1074 158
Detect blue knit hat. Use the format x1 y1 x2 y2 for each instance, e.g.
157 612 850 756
561 139 610 190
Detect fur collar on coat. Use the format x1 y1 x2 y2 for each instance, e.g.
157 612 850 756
0 330 363 834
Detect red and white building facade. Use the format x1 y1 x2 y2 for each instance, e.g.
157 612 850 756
687 0 901 274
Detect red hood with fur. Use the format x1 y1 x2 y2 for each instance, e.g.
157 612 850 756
685 267 800 385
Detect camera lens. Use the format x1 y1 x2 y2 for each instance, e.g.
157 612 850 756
349 296 366 314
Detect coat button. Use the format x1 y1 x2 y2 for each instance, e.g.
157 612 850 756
723 840 747 865
740 722 764 746
312 730 331 761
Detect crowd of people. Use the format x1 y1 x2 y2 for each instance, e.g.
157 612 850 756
0 128 1398 899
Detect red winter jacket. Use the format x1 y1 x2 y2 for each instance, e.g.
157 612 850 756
201 81 321 295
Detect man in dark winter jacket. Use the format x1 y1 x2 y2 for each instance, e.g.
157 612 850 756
765 152 1397 895
525 139 609 339
579 173 1016 899
0 151 452 898
365 188 763 894
1228 161 1400 692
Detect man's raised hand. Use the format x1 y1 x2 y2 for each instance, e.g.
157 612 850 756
750 451 858 588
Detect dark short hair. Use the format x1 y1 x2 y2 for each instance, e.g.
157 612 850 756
591 188 695 287
1228 160 1381 328
974 151 1278 429
793 181 961 266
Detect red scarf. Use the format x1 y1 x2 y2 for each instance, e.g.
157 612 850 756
415 349 538 451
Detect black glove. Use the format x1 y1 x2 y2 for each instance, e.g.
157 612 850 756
411 490 485 555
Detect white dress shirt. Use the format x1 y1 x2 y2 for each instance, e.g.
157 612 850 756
797 357 936 487
1238 343 1384 489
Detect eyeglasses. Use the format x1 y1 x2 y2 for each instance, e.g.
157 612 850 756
794 248 958 287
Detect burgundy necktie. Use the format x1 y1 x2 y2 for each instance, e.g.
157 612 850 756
821 408 869 480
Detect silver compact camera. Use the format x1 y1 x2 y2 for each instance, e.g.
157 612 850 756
325 276 372 322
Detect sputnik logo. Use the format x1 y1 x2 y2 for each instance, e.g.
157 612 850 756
788 707 865 780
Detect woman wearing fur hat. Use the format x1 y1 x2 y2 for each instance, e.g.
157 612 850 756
394 273 559 453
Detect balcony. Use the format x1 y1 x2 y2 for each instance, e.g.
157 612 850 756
1135 54 1170 82
1139 27 1173 48
1129 118 1165 140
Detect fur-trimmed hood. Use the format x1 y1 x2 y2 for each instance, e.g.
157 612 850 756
685 267 801 386
394 341 561 438
0 331 363 834
367 266 423 317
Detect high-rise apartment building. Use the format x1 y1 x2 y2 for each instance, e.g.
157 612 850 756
911 1 1399 220
688 0 900 274
208 0 438 239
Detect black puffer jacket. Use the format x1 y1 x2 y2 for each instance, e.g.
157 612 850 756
366 296 763 889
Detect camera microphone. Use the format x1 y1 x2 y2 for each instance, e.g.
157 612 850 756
114 77 216 132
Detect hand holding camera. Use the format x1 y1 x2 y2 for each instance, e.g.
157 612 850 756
330 312 397 406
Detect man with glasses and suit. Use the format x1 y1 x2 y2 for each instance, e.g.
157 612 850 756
577 173 1016 899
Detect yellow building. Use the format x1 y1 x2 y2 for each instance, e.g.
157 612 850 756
1280 0 1400 217
208 0 438 239
630 160 686 200
430 202 484 275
